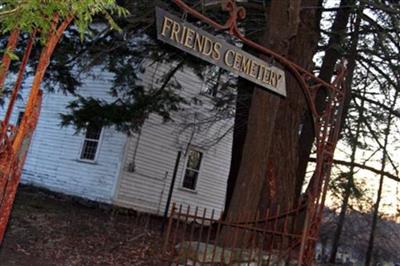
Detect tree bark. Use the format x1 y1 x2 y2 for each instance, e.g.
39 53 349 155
225 0 324 225
0 31 36 142
259 0 323 213
225 0 303 222
223 79 253 214
0 29 20 96
23 15 73 117
0 15 73 244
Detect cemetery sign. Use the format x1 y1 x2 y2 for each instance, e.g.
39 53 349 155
156 7 286 97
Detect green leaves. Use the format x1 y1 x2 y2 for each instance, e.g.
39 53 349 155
0 0 128 40
1 48 19 61
71 0 129 39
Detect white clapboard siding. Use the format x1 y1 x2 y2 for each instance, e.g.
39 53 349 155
0 69 127 203
113 61 233 218
1 58 234 216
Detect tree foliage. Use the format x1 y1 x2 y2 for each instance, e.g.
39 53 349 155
0 0 128 38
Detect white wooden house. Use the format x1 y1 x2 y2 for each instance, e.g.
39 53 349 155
1 60 233 218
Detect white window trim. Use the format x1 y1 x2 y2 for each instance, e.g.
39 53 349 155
179 147 205 192
77 126 104 164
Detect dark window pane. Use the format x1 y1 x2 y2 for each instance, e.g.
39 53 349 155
183 169 198 190
80 140 99 160
186 150 202 170
17 112 25 126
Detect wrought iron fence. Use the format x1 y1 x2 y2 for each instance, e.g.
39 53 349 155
162 202 318 265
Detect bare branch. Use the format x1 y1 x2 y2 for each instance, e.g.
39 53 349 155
309 157 400 182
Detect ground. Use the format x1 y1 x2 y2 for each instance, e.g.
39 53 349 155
0 186 164 266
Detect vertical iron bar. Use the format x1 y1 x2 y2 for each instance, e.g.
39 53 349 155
211 214 223 265
195 207 207 263
229 212 240 265
268 205 280 265
182 205 191 265
202 209 215 263
220 214 229 265
276 209 285 262
163 202 176 252
280 205 290 261
248 211 259 264
258 208 269 265
265 208 271 266
185 206 198 265
298 206 311 265
236 210 247 261
172 204 183 249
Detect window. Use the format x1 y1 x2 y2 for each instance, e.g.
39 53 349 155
80 123 102 161
182 149 203 190
16 111 25 126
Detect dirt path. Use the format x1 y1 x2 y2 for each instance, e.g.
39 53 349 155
0 186 165 265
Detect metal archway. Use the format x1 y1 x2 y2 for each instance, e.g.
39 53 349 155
161 1 348 265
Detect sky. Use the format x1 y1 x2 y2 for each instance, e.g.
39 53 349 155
319 0 400 219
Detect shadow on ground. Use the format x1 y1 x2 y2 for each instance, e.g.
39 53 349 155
0 185 165 266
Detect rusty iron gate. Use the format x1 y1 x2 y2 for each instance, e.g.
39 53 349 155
162 1 348 265
163 202 312 265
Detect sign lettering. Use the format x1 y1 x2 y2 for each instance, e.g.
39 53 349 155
156 7 286 96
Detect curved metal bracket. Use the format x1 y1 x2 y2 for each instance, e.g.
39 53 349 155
173 0 346 136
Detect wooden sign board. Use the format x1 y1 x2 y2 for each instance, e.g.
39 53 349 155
155 7 286 97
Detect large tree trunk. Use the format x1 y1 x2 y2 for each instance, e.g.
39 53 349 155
225 0 302 221
223 79 253 214
226 0 323 221
259 0 323 213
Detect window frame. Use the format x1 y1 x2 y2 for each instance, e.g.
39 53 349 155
77 123 104 163
180 147 204 192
